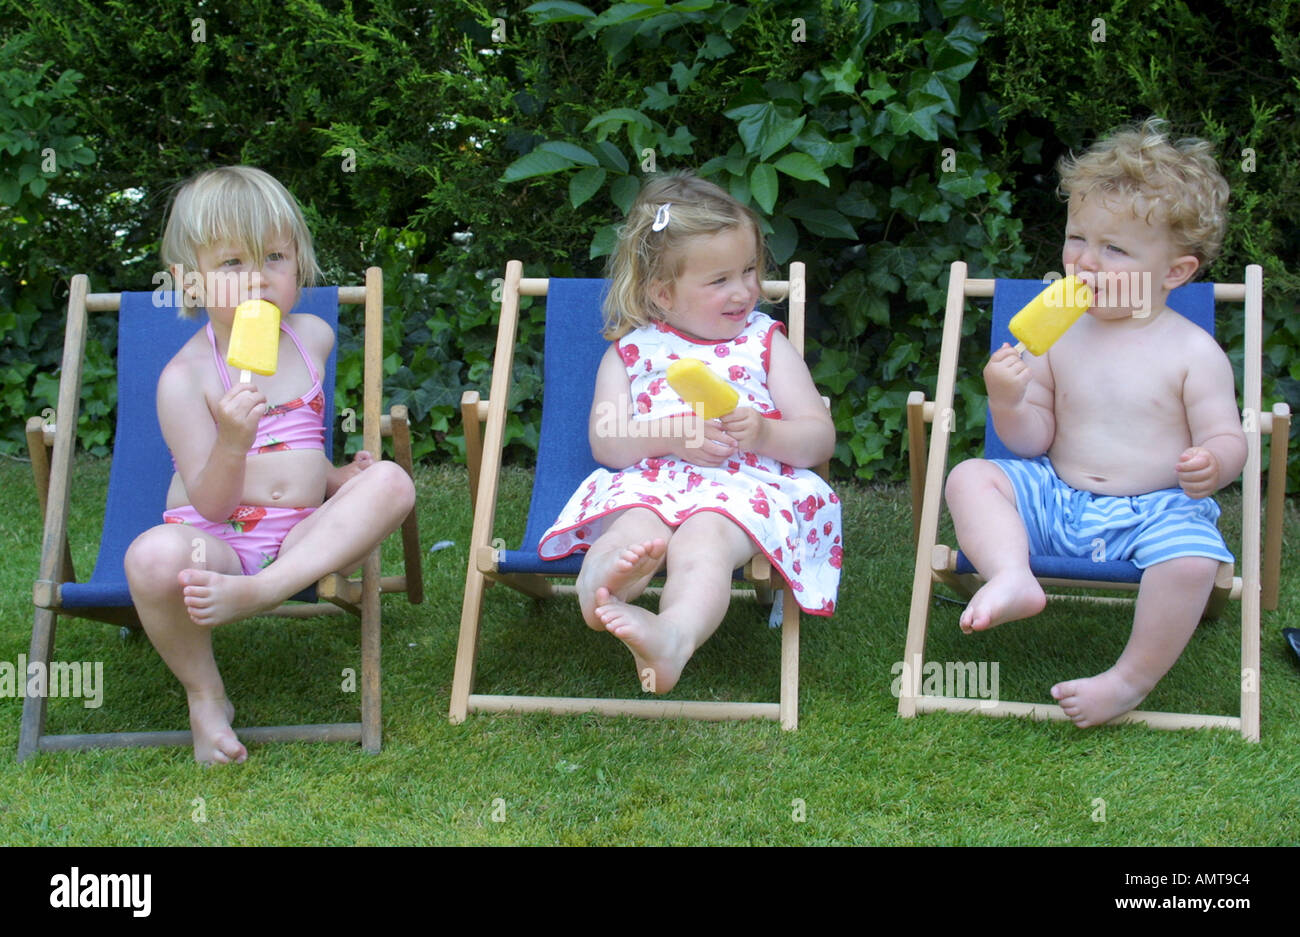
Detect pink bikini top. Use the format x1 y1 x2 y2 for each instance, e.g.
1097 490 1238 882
168 320 326 473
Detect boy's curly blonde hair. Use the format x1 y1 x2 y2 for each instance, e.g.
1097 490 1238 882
602 172 773 339
161 166 321 318
1057 117 1230 270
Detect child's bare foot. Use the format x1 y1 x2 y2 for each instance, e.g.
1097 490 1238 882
178 568 278 626
959 570 1046 633
1051 669 1149 727
189 694 246 765
579 539 667 628
594 586 691 694
604 539 666 597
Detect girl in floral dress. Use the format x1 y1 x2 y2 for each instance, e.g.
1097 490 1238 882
539 173 841 694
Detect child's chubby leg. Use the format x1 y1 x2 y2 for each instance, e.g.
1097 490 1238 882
178 461 416 627
124 524 247 765
1052 555 1219 727
944 459 1046 633
574 507 671 630
594 511 755 695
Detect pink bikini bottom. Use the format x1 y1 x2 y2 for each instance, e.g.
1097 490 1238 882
163 504 317 575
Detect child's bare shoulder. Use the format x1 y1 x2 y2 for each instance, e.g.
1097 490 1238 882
158 330 214 396
287 311 334 359
1163 309 1231 370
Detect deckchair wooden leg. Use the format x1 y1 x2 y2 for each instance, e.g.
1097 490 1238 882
906 392 929 546
779 588 800 730
1261 403 1289 611
18 607 58 762
360 549 382 753
450 567 489 724
387 404 424 606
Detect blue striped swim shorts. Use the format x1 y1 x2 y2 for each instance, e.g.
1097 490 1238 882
989 456 1234 569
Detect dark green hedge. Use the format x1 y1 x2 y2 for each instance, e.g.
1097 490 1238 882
1 0 1296 486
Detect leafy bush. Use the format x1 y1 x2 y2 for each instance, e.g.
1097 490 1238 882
1 0 1296 489
503 0 1029 478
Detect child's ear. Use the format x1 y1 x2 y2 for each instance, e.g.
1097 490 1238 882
1163 254 1200 292
648 279 673 315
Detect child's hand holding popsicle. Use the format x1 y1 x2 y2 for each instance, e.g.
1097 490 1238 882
212 299 282 451
984 343 1034 406
985 275 1095 406
667 358 748 462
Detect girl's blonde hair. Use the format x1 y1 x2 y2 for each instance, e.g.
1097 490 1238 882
161 166 321 318
602 172 772 339
1057 117 1230 269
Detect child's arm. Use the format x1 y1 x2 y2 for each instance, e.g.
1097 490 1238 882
158 359 265 521
984 343 1056 457
717 331 834 469
1176 340 1247 498
588 345 737 468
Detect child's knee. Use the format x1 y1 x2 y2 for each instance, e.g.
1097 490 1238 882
945 458 998 504
1145 554 1222 588
370 460 416 513
125 527 193 587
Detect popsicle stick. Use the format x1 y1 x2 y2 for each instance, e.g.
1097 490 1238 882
1012 341 1026 354
239 368 252 383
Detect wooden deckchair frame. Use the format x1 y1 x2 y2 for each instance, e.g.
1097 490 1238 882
451 260 818 730
900 262 1287 741
19 268 423 760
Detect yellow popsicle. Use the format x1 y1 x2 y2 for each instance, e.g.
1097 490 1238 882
1009 275 1093 356
666 358 739 419
227 300 282 381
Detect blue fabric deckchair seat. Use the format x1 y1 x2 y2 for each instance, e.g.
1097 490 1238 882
899 262 1287 741
21 269 423 760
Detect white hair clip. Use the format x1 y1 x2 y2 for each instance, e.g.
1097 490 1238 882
651 203 671 232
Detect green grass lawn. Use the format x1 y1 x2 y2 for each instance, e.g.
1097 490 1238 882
1 455 1297 846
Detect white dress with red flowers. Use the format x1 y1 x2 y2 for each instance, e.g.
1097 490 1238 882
538 311 841 616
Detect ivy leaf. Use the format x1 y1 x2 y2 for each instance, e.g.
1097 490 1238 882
787 205 857 239
773 152 830 186
821 59 861 95
569 166 606 208
863 70 896 105
750 162 778 214
860 0 921 43
723 101 805 161
792 128 854 170
812 347 856 394
885 94 946 141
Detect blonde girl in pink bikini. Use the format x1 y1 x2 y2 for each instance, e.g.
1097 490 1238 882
125 166 414 765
